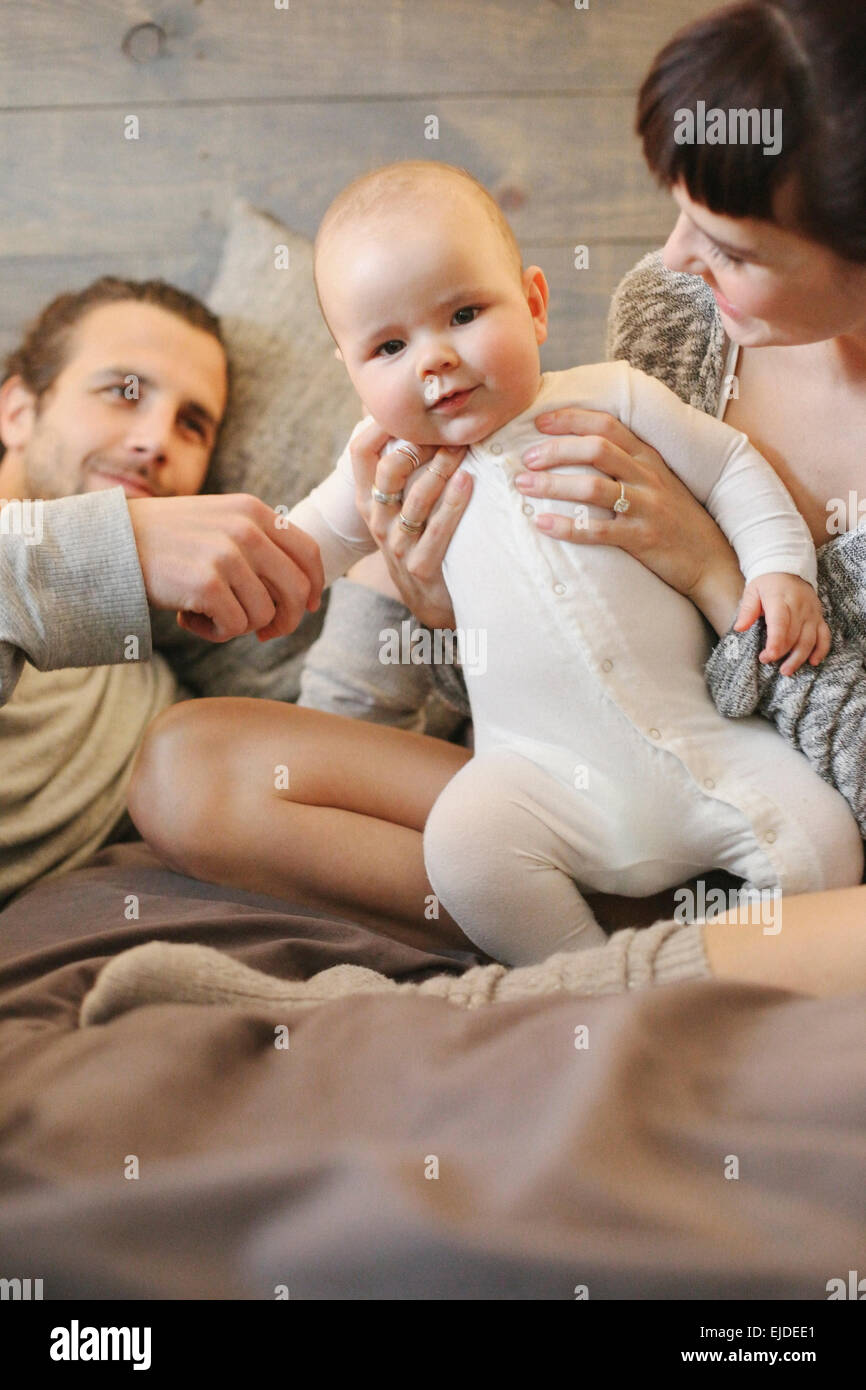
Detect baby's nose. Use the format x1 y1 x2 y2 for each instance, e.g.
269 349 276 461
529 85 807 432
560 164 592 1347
419 339 459 373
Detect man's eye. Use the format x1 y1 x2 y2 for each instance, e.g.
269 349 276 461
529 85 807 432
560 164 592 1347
374 340 404 358
453 306 480 324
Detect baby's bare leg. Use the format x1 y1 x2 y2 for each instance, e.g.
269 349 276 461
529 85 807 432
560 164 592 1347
127 698 474 954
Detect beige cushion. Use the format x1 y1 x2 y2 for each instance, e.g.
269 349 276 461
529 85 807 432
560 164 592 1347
204 197 362 505
149 198 363 700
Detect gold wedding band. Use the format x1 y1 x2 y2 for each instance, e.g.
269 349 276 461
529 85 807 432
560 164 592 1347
398 513 426 534
394 443 422 469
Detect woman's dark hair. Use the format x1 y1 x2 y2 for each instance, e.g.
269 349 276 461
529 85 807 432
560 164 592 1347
637 0 866 262
3 276 224 399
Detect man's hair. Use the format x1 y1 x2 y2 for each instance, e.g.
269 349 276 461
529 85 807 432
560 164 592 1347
2 276 225 399
313 160 525 335
637 0 866 263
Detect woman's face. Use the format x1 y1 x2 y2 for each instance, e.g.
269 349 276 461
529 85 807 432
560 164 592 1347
663 181 866 348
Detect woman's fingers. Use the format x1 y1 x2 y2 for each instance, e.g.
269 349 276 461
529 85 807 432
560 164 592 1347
523 432 645 484
529 407 661 476
390 466 471 565
516 456 631 512
395 445 466 523
349 419 434 531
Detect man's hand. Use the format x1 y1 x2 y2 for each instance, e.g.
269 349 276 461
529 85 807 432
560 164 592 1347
733 572 830 676
127 493 324 644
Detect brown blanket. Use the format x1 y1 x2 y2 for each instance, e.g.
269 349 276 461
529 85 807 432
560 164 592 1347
0 842 864 1299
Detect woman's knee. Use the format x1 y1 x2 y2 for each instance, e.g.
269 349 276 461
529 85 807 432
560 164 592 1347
127 698 242 865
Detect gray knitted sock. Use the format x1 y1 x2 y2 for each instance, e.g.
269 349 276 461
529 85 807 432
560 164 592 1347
79 919 711 1027
705 532 866 836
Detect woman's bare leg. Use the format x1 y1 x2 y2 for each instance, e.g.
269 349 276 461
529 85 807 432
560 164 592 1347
127 698 475 955
704 883 866 996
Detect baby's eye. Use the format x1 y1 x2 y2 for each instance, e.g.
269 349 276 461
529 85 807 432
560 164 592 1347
103 383 129 398
453 306 480 324
374 339 405 358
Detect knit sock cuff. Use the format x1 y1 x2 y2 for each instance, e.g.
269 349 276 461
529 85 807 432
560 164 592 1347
620 918 712 989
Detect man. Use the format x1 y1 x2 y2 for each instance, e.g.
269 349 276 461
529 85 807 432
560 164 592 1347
0 276 323 907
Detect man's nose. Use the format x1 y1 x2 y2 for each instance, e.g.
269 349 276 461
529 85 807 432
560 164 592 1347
661 213 704 275
123 407 173 463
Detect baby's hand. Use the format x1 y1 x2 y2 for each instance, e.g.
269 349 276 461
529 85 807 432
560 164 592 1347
733 573 830 675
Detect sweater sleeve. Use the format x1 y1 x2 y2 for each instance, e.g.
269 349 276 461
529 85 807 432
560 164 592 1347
621 363 817 588
605 248 726 415
0 486 152 707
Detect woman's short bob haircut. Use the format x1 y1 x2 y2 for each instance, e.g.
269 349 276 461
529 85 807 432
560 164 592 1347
637 0 866 263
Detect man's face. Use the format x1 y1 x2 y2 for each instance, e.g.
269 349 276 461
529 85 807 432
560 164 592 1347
2 300 228 500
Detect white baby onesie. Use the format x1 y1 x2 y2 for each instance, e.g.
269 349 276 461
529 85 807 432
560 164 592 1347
287 361 863 961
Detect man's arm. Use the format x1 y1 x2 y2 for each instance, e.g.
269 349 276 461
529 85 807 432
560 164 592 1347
0 488 151 707
0 485 326 708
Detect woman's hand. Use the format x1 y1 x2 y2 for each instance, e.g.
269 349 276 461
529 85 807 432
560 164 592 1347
348 417 472 630
516 405 746 636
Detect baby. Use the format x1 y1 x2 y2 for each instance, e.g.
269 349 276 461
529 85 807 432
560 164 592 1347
286 159 862 966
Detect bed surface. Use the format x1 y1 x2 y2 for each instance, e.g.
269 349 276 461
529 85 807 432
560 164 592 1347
0 842 864 1299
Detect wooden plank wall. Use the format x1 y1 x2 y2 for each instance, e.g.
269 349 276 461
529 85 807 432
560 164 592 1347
0 0 714 371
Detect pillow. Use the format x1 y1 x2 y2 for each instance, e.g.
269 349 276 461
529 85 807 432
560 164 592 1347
149 198 364 700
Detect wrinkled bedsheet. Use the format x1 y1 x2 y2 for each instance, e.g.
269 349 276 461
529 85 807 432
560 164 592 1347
0 842 864 1299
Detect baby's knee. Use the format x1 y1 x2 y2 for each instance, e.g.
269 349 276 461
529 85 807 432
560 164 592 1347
423 751 531 899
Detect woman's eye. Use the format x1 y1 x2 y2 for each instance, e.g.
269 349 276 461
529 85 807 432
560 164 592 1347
707 243 743 268
374 340 404 357
183 416 206 438
104 384 128 398
453 306 480 324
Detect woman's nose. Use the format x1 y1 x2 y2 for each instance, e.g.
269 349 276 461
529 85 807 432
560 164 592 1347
661 213 703 275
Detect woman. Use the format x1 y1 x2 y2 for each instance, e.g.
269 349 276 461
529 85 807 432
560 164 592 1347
129 0 866 996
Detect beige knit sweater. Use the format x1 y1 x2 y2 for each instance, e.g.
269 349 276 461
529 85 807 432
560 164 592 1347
0 487 181 907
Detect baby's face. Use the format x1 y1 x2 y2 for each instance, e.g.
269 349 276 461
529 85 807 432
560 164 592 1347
318 197 549 446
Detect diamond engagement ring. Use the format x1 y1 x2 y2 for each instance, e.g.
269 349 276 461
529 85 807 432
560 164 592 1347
613 481 630 514
371 486 403 506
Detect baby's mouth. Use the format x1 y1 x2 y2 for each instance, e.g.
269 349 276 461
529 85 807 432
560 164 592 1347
429 386 476 411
